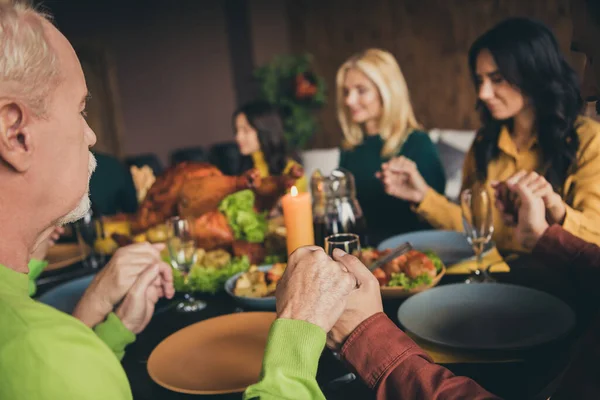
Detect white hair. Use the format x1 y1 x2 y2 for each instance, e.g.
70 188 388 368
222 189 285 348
0 2 60 117
56 152 97 226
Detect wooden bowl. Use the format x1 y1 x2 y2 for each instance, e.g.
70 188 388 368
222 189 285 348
380 266 446 299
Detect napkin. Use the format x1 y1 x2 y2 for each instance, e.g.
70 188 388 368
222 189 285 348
445 247 510 274
130 165 156 203
406 332 521 364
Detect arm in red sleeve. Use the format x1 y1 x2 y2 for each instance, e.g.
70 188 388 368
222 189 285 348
340 313 501 400
533 224 600 306
533 224 600 272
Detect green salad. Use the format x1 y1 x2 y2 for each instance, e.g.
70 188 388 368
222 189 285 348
172 256 250 294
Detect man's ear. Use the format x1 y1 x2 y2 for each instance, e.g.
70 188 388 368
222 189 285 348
0 101 33 173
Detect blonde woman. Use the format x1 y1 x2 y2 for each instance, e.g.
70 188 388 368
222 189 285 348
337 49 446 244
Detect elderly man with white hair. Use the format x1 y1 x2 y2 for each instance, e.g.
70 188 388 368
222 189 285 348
0 3 174 399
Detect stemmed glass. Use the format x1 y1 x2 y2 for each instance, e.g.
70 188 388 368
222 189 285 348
74 208 104 269
167 216 206 312
323 233 361 388
461 187 494 283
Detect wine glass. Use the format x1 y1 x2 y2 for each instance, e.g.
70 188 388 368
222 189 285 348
461 187 494 283
324 233 361 256
167 216 206 312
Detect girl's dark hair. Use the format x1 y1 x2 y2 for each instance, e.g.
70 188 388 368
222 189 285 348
468 17 583 189
233 101 290 176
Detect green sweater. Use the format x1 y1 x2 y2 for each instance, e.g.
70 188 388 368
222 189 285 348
339 131 446 245
1 263 135 399
244 319 326 400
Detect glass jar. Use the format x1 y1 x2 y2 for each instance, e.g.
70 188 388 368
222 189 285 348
311 168 367 247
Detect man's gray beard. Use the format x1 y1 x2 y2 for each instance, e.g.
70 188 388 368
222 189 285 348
57 152 97 226
57 193 91 226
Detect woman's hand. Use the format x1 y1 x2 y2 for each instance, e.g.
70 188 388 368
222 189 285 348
376 156 430 204
505 171 566 225
510 181 550 251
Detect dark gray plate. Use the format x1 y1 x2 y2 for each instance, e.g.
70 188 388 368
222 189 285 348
398 283 575 351
378 230 493 266
38 274 95 314
225 265 276 311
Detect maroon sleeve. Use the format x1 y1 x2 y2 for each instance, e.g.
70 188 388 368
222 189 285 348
533 224 600 304
340 313 501 400
531 225 600 399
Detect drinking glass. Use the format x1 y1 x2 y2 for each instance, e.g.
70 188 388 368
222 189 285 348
324 233 361 256
74 209 104 269
461 187 494 283
323 233 360 386
167 217 206 312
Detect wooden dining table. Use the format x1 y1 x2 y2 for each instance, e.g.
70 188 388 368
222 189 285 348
36 250 591 400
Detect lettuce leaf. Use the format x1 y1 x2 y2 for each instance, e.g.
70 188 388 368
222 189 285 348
218 190 268 243
423 250 444 273
387 272 432 289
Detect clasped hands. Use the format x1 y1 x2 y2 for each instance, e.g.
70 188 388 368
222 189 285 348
276 246 383 351
73 242 175 334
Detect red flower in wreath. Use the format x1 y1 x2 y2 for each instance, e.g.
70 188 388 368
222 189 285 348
295 72 318 99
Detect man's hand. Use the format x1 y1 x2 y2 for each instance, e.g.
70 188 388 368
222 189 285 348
508 181 550 251
73 243 174 328
276 246 358 333
327 251 383 351
376 157 429 204
115 263 165 334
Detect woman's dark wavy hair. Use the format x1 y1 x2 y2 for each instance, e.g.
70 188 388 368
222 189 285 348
468 17 583 189
233 101 289 176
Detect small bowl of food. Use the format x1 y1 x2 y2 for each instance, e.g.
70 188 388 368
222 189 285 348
224 263 286 310
358 248 446 299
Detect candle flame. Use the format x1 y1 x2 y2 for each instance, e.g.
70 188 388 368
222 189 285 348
290 185 298 197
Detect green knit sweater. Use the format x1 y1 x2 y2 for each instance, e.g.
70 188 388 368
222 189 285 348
339 131 446 245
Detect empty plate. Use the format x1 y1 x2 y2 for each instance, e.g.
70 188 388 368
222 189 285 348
398 283 575 350
378 230 493 266
38 274 95 314
148 312 276 394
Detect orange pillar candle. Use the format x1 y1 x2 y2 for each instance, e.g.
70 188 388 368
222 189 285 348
282 186 315 255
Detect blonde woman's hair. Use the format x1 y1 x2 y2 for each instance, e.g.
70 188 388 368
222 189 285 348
0 2 60 117
336 48 420 158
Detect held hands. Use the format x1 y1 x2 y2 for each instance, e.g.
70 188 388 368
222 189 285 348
276 247 358 333
73 242 174 330
504 180 550 251
376 156 429 204
275 246 383 350
327 251 383 351
493 171 566 226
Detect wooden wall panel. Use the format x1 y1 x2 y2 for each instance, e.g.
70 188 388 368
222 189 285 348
287 0 572 148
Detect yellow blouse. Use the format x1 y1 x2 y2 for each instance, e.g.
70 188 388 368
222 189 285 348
416 117 600 252
251 151 308 193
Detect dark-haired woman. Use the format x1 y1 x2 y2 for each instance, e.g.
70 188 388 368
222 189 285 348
379 17 600 251
233 101 307 193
